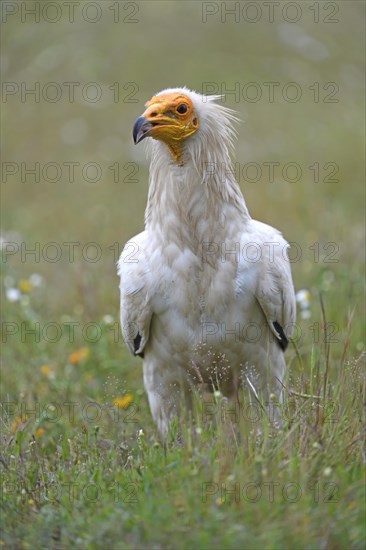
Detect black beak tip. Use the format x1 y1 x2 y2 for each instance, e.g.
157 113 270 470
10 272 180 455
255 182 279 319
133 115 150 144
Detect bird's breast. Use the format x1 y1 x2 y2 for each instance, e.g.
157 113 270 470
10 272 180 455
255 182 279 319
149 243 259 348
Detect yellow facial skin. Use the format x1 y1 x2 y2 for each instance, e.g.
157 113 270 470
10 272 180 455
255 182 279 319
132 93 199 162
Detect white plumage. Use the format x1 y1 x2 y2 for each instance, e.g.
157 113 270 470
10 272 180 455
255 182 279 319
118 87 295 437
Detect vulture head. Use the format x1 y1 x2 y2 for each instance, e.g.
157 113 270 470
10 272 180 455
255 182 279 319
132 87 238 165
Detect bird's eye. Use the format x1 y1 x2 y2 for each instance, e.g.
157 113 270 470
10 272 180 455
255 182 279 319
176 104 188 115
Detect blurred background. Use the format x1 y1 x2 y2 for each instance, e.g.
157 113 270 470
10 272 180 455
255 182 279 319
2 1 365 375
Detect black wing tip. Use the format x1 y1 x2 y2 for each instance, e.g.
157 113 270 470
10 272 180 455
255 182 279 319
133 334 144 358
273 321 289 352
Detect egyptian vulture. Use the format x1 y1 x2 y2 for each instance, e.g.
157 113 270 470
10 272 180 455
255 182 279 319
118 87 295 437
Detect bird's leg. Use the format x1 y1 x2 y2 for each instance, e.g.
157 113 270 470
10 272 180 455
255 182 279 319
261 355 285 427
143 364 191 440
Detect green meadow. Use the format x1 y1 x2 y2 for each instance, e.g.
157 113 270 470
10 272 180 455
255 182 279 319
1 2 365 548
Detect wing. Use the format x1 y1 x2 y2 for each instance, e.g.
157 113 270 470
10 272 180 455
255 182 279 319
251 221 296 351
117 231 153 357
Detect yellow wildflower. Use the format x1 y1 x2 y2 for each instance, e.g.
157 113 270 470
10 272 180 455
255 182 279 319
18 279 32 293
68 347 89 364
112 394 133 409
35 428 44 438
11 416 27 432
40 364 51 376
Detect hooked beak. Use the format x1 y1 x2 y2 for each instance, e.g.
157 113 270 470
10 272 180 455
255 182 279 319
133 115 153 144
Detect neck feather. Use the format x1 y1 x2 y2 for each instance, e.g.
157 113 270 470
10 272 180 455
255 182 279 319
145 138 250 249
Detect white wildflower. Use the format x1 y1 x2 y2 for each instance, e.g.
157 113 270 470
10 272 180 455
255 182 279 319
102 314 114 325
6 288 21 302
300 309 312 320
295 289 311 309
29 273 43 287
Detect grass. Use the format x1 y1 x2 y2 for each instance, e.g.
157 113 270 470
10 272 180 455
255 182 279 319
1 273 365 549
1 1 365 548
